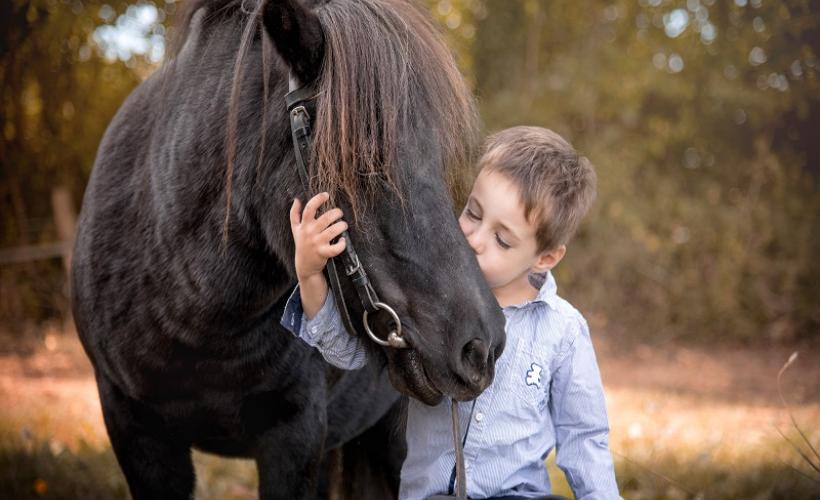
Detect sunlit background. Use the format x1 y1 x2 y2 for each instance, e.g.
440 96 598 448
1 0 818 498
92 2 166 63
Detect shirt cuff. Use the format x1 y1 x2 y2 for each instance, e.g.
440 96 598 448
300 287 340 346
280 284 305 335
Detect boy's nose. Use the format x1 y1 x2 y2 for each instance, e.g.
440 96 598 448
466 232 483 254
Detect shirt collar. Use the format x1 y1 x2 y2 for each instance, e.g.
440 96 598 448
503 271 559 311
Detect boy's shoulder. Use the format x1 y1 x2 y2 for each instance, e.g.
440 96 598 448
529 270 586 317
548 292 589 328
521 287 592 368
509 272 593 366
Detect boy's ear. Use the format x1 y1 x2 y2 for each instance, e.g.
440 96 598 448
262 0 325 84
531 245 566 273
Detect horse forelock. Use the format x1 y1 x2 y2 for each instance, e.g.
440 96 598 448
170 0 478 231
312 0 479 223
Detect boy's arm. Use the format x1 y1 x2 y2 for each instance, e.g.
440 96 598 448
281 281 368 370
549 315 621 500
281 192 368 370
299 272 331 320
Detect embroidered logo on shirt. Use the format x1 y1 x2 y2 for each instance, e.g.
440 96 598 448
525 363 542 388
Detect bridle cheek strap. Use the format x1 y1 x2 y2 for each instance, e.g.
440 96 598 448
286 73 466 500
285 74 408 349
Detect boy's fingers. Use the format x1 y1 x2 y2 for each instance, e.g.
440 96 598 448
289 198 302 227
302 192 329 222
321 220 348 241
315 208 345 231
320 237 346 258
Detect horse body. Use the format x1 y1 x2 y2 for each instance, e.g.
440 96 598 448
72 0 506 497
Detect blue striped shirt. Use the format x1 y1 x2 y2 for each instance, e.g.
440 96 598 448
280 272 620 500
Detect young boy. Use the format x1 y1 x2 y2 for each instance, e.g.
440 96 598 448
282 126 620 499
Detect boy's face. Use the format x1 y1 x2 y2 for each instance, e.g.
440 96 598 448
458 169 564 292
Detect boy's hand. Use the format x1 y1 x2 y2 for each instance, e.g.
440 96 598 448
290 192 348 281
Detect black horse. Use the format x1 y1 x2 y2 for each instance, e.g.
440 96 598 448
71 0 506 498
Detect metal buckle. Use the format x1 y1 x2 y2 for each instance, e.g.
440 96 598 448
344 251 361 276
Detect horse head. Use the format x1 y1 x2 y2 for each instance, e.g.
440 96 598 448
243 0 507 405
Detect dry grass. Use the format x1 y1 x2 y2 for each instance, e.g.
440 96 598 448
1 326 817 499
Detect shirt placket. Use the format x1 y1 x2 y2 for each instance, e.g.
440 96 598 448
462 322 520 485
462 385 491 477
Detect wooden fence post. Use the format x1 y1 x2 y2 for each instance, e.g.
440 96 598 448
50 187 76 282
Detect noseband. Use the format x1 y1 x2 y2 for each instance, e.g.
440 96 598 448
285 74 408 350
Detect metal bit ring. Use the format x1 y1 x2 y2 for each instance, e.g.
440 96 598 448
362 302 408 349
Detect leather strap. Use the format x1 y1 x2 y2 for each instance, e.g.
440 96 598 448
452 399 467 499
286 81 380 340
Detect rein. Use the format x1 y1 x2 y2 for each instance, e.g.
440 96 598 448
285 73 467 500
451 399 467 498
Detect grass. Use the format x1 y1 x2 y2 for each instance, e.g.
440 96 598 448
0 429 125 499
0 422 260 500
3 427 816 499
0 330 817 499
542 434 820 499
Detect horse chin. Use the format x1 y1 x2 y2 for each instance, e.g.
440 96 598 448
387 349 443 406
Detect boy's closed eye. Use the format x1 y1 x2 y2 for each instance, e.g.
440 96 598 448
464 208 512 250
495 234 511 249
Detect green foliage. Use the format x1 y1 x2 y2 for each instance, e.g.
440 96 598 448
466 0 820 342
2 0 818 342
0 1 160 325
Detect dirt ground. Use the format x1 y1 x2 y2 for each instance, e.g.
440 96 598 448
1 324 818 498
593 335 820 478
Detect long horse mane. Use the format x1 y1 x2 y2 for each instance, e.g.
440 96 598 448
170 0 478 227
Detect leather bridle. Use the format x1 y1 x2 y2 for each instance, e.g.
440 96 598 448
286 74 408 350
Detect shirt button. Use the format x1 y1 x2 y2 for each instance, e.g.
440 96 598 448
475 412 484 422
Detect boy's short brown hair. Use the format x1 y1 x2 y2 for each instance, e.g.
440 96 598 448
479 126 597 253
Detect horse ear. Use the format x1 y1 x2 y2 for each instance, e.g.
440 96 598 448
262 0 325 85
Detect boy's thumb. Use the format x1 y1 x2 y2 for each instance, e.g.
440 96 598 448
289 198 302 226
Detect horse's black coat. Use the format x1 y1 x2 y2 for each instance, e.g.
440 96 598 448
71 1 506 498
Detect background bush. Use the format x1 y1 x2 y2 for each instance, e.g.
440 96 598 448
1 0 817 343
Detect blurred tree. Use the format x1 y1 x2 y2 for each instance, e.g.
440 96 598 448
0 0 167 328
425 0 486 84
2 0 817 342
469 0 819 342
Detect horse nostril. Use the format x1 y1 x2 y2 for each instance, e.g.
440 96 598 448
459 338 489 387
493 341 504 362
